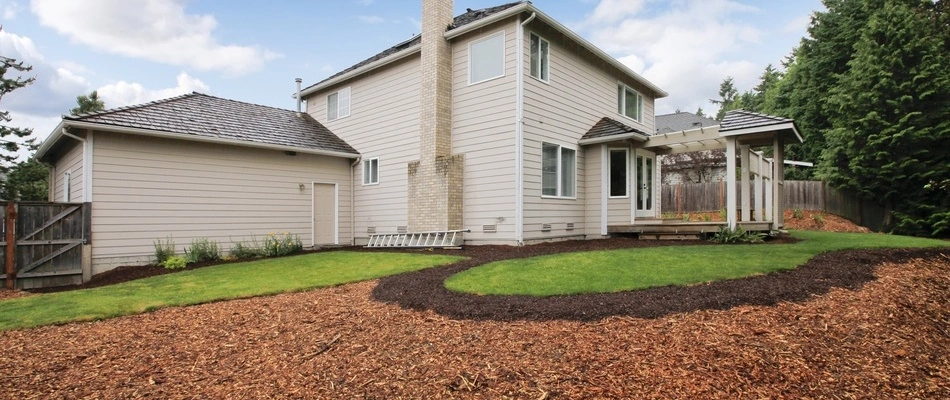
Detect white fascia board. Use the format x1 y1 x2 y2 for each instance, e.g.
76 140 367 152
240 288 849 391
444 4 667 98
720 122 803 143
59 121 360 159
578 132 648 146
298 45 421 98
34 119 67 160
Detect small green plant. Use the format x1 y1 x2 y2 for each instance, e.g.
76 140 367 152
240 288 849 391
161 255 188 269
186 237 220 263
813 212 826 226
661 212 678 219
709 226 764 244
718 208 727 220
229 239 262 259
262 232 303 257
793 208 804 219
682 213 691 222
702 213 712 222
154 236 176 265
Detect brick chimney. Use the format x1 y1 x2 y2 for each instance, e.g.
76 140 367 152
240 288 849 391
408 0 463 231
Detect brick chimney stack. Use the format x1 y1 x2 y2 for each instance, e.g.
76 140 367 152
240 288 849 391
408 0 463 232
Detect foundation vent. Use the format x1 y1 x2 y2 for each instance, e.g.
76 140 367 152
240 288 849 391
482 224 497 233
367 227 377 234
566 222 575 231
397 226 408 234
541 223 552 232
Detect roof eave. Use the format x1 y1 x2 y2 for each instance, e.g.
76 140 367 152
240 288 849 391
34 119 68 161
299 45 422 98
56 120 360 159
720 121 803 143
578 132 649 146
450 4 668 98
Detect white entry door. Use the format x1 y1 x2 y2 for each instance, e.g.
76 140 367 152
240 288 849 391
312 183 337 245
635 150 656 218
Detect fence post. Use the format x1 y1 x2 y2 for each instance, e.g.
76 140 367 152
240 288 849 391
5 202 16 290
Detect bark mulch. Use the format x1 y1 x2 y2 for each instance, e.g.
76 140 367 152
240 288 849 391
0 247 946 398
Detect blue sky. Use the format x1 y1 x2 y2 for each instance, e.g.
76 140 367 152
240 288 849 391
0 0 822 156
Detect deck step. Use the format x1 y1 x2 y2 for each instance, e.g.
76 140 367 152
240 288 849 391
365 229 470 248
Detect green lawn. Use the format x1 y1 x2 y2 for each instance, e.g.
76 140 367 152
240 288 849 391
444 231 948 296
0 251 463 331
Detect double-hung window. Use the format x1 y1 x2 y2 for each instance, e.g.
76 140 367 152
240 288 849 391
469 31 505 84
542 142 576 198
609 149 628 197
362 158 378 185
326 87 351 121
617 83 643 122
529 33 549 82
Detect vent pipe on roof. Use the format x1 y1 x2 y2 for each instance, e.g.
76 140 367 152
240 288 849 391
295 78 303 117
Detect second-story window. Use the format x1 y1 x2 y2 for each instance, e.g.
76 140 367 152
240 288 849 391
327 87 351 121
617 83 643 122
469 31 505 84
530 33 549 82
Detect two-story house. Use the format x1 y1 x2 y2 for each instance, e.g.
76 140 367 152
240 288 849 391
34 0 801 285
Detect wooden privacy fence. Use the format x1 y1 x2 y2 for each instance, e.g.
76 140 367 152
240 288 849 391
1 202 91 290
662 181 885 231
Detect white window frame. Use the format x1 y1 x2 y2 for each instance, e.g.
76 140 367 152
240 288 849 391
617 83 643 122
608 148 629 198
63 171 71 202
362 157 379 185
529 32 549 82
326 87 351 121
541 142 577 199
468 31 506 85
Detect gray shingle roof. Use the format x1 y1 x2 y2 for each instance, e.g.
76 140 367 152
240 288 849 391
580 117 649 142
720 109 794 132
301 2 525 93
654 112 719 134
66 92 358 155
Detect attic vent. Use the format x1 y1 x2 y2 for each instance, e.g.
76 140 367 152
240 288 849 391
397 226 408 234
541 223 552 232
367 227 377 234
483 224 497 233
566 223 575 231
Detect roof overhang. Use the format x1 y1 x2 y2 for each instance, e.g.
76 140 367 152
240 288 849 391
36 120 361 162
445 3 667 99
299 44 422 98
578 132 648 145
644 120 803 155
719 121 803 146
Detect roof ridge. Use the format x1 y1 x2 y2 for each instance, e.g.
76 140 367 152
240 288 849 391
189 92 302 114
67 92 199 120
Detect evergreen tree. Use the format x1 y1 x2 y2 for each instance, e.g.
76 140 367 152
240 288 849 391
1 157 48 201
695 107 706 118
710 77 743 120
70 90 105 115
819 0 950 236
0 53 36 173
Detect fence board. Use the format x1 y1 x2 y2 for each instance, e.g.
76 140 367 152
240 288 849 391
1 202 88 289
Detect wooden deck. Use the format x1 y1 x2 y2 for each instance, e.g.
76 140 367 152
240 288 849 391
608 220 774 237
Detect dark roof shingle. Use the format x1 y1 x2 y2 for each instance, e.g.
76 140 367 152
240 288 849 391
655 112 719 134
720 109 793 132
66 92 358 155
580 117 649 142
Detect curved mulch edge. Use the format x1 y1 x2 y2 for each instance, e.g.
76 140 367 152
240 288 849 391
371 237 949 322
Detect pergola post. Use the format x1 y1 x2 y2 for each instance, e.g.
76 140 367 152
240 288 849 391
725 137 737 229
740 144 751 222
773 135 785 228
753 152 763 221
764 158 773 222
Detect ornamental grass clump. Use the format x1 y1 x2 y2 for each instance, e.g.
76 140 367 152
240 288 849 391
186 237 220 263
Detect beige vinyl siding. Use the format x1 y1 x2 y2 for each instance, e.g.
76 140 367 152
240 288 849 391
583 145 603 237
90 131 352 273
451 20 518 243
50 138 84 202
522 22 657 239
307 56 420 241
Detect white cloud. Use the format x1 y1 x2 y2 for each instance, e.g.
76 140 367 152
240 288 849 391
358 15 386 24
0 0 21 19
581 0 763 114
30 0 281 76
0 29 89 115
97 72 210 108
783 14 812 34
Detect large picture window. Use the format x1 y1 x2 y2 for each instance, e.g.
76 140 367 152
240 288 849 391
542 142 576 198
530 33 549 82
609 149 628 197
617 83 643 122
362 157 378 185
326 87 351 121
469 32 505 84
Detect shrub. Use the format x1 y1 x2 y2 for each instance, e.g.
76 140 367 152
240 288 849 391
793 208 805 219
154 236 176 265
161 255 188 269
229 240 261 259
186 237 220 263
813 212 826 226
262 232 303 257
709 226 764 244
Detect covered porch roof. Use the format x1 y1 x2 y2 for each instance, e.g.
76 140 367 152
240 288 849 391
642 110 803 154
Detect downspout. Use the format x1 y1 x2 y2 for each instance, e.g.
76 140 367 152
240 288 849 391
515 11 536 245
350 157 361 245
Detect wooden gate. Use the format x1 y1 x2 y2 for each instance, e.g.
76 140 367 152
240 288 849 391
1 202 91 290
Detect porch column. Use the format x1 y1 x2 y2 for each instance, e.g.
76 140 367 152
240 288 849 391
600 145 608 236
740 144 751 222
764 158 773 222
773 135 785 228
753 151 763 221
725 137 737 229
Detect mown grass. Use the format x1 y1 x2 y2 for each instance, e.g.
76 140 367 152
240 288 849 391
444 231 947 296
0 251 463 331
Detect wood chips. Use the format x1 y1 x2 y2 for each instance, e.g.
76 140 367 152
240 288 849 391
1 251 947 398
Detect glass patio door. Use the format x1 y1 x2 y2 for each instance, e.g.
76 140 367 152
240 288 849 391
635 150 656 218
